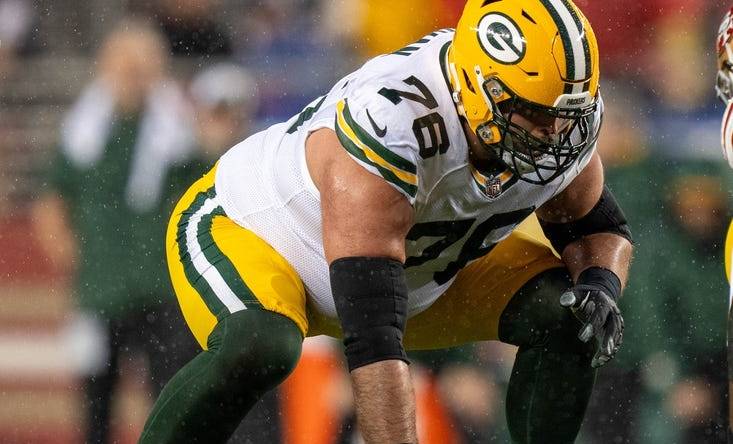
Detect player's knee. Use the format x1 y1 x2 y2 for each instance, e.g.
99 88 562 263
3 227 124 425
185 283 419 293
500 268 596 356
208 310 302 390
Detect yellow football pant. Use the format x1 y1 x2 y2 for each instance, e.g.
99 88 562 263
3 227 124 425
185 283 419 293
167 167 564 350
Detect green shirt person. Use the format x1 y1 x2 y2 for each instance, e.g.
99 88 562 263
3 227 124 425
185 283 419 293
32 20 197 444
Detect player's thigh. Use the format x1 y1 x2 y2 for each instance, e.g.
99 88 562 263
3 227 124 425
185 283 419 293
404 216 564 350
166 167 308 350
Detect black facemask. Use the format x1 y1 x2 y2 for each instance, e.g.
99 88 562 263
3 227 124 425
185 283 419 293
477 78 602 185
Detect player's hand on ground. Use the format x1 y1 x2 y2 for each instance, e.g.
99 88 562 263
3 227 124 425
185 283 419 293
560 285 624 368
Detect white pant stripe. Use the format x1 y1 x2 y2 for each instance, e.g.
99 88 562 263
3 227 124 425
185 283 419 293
186 197 247 313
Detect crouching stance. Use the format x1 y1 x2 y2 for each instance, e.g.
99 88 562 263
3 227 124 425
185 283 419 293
140 1 632 443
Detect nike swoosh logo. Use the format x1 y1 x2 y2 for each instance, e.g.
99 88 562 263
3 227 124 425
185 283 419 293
366 109 387 137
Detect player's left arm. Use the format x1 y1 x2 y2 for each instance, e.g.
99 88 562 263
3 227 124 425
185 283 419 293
536 152 633 367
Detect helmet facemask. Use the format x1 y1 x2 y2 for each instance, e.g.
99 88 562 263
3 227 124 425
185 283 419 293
717 61 733 103
476 77 601 185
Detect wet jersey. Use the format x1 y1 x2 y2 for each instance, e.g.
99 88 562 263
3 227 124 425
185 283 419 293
215 30 602 320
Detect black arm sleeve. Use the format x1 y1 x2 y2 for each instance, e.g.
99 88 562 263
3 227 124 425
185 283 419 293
329 256 410 372
539 186 633 255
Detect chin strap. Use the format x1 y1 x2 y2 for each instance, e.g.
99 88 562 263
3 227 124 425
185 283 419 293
447 60 466 116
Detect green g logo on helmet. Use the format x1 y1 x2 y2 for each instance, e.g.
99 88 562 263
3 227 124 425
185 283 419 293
476 13 526 65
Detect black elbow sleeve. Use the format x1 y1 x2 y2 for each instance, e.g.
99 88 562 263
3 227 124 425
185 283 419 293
540 186 633 254
329 256 409 372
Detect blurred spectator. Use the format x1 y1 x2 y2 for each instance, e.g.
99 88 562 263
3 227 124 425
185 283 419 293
233 0 342 124
279 338 352 444
280 341 512 444
189 63 257 158
236 0 320 56
659 167 728 442
643 2 723 161
0 0 37 77
577 0 726 79
172 62 285 443
580 83 729 444
31 19 199 444
356 0 452 58
415 345 513 443
321 0 462 60
168 62 258 192
573 4 731 439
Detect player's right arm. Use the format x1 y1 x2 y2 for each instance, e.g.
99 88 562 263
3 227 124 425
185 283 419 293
32 149 78 273
307 127 417 443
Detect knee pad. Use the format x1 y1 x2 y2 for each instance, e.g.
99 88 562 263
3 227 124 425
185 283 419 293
208 310 302 390
500 268 596 356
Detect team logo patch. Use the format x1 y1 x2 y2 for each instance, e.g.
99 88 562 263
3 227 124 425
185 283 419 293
477 12 526 65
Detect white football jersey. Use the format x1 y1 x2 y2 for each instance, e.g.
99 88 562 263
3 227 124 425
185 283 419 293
215 30 602 320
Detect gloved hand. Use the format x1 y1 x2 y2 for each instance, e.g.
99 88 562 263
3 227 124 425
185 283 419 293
560 267 624 368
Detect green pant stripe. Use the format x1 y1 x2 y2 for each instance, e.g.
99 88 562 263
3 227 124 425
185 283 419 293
198 206 261 308
176 188 228 318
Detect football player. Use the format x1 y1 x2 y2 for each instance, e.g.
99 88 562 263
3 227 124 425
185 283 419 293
715 6 733 440
139 1 632 443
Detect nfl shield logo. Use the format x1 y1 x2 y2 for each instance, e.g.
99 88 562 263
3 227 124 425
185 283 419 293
486 176 502 198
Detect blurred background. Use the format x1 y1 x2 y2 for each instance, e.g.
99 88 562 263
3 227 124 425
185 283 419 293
0 0 731 443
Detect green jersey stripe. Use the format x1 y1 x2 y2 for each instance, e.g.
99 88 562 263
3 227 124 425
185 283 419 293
335 122 418 198
393 46 420 56
340 99 417 174
287 95 327 134
438 41 452 93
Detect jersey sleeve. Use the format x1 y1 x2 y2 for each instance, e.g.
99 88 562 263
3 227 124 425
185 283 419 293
334 93 420 204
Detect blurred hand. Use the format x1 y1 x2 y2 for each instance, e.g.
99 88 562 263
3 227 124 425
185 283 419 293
31 194 78 274
437 364 497 424
665 377 716 425
560 284 624 368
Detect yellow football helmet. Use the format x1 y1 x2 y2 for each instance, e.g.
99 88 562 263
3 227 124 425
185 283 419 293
447 0 601 184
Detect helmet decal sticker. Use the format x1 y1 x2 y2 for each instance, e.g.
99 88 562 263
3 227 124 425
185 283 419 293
476 13 526 65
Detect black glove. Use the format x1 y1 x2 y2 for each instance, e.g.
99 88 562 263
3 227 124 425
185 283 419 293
560 267 624 368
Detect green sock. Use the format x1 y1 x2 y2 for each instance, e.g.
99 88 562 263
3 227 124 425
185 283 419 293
138 309 302 444
500 269 597 444
505 345 595 443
